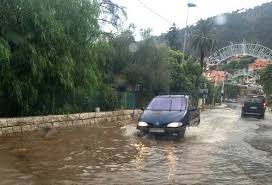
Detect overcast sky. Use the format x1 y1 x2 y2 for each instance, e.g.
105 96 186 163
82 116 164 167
113 0 272 39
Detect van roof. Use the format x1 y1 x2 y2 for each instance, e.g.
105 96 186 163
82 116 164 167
155 95 189 98
246 94 265 98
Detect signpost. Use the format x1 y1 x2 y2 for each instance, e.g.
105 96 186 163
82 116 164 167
132 84 141 117
200 87 208 110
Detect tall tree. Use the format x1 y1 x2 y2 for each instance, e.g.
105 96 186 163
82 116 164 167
124 37 171 100
165 23 182 50
0 0 125 116
259 64 272 97
191 19 215 69
168 49 202 98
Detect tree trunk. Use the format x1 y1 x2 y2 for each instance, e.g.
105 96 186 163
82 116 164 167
200 48 205 70
52 87 56 114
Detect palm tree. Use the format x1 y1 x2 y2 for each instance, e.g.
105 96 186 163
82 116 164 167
191 19 215 70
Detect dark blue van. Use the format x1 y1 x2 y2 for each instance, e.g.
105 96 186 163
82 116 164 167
241 95 266 119
137 95 200 137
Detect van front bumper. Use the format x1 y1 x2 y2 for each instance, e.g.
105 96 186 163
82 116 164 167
137 126 185 134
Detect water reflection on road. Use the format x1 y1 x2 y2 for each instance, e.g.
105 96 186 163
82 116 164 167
0 107 272 184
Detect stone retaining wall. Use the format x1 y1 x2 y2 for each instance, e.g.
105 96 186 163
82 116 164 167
0 110 141 136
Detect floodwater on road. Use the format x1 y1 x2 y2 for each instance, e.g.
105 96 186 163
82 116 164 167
0 106 272 185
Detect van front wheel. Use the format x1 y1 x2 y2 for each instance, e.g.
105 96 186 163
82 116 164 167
138 130 148 137
174 127 186 138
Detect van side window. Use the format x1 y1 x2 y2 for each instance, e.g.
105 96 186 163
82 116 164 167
188 98 193 109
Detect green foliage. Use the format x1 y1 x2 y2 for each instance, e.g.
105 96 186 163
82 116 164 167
205 82 222 105
212 2 272 49
169 50 202 99
259 64 272 96
158 2 272 60
0 0 122 116
0 38 11 62
191 19 215 69
219 56 255 73
165 24 182 50
224 84 240 99
0 0 212 116
98 28 204 106
124 39 171 100
107 30 135 80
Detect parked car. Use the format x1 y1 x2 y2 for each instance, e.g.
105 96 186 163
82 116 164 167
241 95 266 119
137 95 200 137
225 98 237 103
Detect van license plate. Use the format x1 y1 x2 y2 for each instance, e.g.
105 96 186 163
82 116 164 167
149 128 165 133
250 107 257 109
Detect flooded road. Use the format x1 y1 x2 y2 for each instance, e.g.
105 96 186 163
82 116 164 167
0 106 272 185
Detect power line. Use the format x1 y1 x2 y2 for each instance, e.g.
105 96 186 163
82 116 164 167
135 0 172 24
134 0 216 43
135 0 241 46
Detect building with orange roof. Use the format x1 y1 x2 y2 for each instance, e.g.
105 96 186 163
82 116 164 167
204 70 227 85
248 59 271 71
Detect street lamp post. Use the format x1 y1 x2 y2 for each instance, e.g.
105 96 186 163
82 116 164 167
182 2 196 62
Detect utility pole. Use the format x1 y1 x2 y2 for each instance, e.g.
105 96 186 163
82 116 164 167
221 77 225 104
182 3 196 62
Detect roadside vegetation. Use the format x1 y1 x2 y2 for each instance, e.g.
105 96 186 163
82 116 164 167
1 0 269 117
0 0 208 116
259 64 272 106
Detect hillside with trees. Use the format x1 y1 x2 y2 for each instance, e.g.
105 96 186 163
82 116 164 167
161 2 272 56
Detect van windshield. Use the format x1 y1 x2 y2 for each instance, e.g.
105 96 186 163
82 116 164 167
245 96 264 103
147 97 187 111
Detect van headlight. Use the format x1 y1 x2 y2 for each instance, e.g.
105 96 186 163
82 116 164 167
138 121 148 127
167 122 183 128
